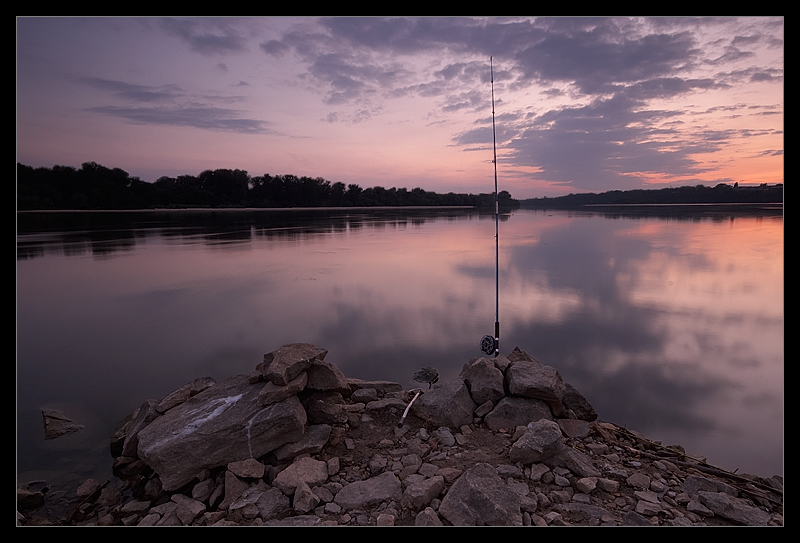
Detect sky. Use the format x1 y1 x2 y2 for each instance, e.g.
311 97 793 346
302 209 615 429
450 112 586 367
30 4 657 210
16 16 783 199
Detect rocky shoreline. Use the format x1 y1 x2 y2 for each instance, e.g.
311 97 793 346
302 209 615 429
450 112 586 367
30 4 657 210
17 343 783 526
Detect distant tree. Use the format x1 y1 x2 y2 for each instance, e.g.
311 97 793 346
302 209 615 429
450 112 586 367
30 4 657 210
330 181 347 206
17 161 522 210
346 184 363 206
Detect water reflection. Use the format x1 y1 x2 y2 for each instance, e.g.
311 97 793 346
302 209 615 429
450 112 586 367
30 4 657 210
16 207 489 259
16 206 783 490
499 209 783 477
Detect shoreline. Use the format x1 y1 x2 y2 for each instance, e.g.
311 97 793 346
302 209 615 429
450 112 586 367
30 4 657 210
17 344 783 527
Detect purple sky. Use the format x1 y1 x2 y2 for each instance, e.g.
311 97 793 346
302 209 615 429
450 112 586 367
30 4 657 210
16 17 783 198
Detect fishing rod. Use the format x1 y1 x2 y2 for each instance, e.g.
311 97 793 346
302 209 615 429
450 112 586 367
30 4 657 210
480 56 500 358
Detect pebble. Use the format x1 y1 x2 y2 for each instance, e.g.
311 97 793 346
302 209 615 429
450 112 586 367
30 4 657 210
19 384 783 527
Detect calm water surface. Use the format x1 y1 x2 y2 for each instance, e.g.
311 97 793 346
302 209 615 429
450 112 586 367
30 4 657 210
16 206 783 492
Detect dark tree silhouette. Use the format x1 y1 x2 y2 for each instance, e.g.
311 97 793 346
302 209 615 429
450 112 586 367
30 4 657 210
17 162 520 211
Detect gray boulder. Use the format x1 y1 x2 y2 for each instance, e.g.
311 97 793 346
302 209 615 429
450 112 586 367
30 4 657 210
272 456 329 496
136 374 307 491
546 446 601 478
272 424 331 462
305 359 350 394
121 399 161 458
505 359 567 413
683 474 738 497
347 378 403 395
41 407 85 440
697 491 771 526
333 472 402 510
410 378 477 428
562 382 597 422
262 343 328 386
484 396 553 431
258 372 307 406
462 357 505 405
438 463 523 526
507 347 540 363
415 507 444 526
302 390 348 424
508 419 564 464
402 475 445 509
156 376 216 413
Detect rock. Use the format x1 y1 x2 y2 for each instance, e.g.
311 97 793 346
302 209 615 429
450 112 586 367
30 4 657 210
120 399 161 458
558 418 590 438
305 358 350 393
263 514 323 526
350 387 378 403
23 343 782 528
256 487 292 520
415 507 444 526
507 347 539 364
432 426 456 446
402 475 445 509
262 343 328 386
333 472 402 510
697 491 772 526
505 359 567 414
293 482 320 514
219 471 250 510
272 424 331 462
171 493 206 525
364 397 408 416
554 502 615 524
17 486 45 511
192 477 216 503
347 378 403 395
302 391 348 424
462 357 505 405
682 474 738 497
438 463 523 526
41 407 85 440
156 377 216 413
136 375 307 491
228 458 265 479
547 447 600 478
635 498 662 516
272 457 329 496
76 478 102 499
561 382 597 422
258 373 307 406
485 396 553 431
508 419 564 464
410 378 476 428
622 511 653 526
626 472 651 490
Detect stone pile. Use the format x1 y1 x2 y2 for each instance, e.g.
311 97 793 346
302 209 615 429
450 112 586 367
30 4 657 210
17 343 783 526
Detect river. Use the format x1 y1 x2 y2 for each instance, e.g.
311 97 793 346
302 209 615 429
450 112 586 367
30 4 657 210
16 205 783 493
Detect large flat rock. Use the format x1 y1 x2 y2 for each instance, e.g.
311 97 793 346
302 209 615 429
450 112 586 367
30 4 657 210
136 374 306 491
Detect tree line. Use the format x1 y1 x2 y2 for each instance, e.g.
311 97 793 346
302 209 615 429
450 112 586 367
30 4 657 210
520 183 783 208
16 162 518 211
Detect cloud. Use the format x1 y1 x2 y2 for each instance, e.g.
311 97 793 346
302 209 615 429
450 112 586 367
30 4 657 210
158 17 249 56
260 39 289 56
79 77 184 103
79 78 273 134
513 25 700 95
18 16 781 194
251 15 776 193
87 105 275 134
502 94 713 189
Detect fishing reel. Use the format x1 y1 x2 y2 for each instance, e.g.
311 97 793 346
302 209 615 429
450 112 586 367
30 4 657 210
480 334 497 356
